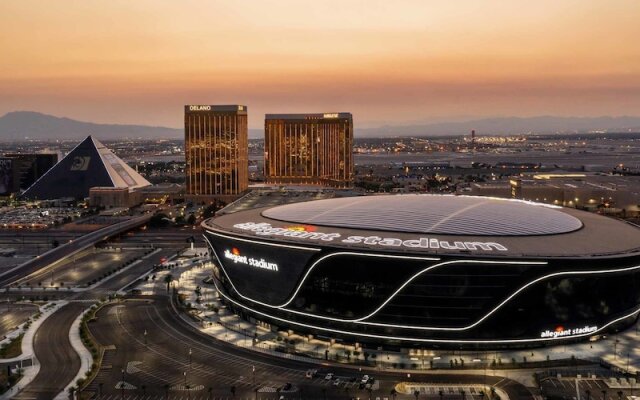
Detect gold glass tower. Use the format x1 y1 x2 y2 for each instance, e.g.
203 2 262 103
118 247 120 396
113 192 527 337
185 105 248 200
264 113 353 187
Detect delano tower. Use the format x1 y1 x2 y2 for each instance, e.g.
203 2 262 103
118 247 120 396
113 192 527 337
264 113 353 187
185 105 248 201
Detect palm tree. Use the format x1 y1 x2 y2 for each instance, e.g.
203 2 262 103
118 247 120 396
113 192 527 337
164 274 173 292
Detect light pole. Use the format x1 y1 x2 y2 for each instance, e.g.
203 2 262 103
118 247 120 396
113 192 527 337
189 347 192 370
144 329 147 346
184 371 190 399
627 352 631 374
252 365 257 400
121 368 125 400
252 365 255 386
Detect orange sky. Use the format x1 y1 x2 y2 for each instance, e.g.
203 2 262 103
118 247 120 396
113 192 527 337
1 0 639 128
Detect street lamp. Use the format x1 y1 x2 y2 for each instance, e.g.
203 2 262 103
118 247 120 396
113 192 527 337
252 365 256 386
121 368 125 400
184 371 190 399
189 347 192 370
144 329 147 346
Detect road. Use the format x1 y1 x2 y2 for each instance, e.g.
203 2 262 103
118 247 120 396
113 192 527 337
0 214 152 287
4 244 174 398
85 297 535 400
14 303 85 400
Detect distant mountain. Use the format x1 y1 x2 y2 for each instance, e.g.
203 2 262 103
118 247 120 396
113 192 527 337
356 116 640 137
3 111 640 140
0 111 182 140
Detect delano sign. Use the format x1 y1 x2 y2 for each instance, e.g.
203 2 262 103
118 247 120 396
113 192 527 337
189 105 212 111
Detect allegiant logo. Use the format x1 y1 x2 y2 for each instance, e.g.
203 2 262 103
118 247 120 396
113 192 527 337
223 248 279 271
540 325 597 338
232 222 508 252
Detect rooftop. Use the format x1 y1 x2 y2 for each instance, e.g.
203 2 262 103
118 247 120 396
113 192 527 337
204 194 640 258
262 195 583 236
265 113 352 120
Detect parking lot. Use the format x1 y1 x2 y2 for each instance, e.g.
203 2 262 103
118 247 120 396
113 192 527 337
541 376 639 400
0 206 82 229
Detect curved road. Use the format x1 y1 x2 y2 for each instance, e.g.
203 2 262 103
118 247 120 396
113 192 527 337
86 296 536 400
14 303 85 400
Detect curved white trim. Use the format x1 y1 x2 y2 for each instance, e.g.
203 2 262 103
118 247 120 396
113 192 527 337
281 259 547 329
203 234 440 309
352 263 640 330
203 231 640 333
204 229 322 252
278 251 440 308
213 279 640 344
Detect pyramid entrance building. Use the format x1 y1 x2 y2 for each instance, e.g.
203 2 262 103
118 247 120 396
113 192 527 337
22 135 151 201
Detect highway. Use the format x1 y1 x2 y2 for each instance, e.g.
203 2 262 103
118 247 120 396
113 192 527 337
0 214 152 287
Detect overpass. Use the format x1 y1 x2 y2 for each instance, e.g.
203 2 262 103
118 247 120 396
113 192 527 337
0 214 153 287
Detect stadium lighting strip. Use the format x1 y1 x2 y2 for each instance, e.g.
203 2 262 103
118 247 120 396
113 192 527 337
280 259 547 328
204 230 640 334
203 233 441 309
282 263 640 331
212 278 640 344
204 232 549 330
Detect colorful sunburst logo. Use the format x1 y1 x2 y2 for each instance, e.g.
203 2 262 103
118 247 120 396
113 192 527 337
285 225 317 232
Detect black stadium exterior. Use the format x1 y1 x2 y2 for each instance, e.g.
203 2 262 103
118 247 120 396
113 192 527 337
202 195 640 348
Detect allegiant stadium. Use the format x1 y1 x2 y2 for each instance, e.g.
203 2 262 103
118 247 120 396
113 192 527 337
202 194 640 348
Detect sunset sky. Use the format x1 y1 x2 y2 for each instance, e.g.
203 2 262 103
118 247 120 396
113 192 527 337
1 0 639 129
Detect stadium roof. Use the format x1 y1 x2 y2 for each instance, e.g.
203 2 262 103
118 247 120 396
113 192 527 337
205 194 640 258
262 195 583 236
22 135 150 199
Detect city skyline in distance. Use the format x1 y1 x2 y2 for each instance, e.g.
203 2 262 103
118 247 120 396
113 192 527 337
1 1 640 130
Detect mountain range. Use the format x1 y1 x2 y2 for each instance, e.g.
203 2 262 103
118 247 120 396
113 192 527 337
2 111 640 140
0 111 182 140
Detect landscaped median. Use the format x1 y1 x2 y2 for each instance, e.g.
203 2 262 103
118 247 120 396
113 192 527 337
0 301 64 399
59 300 112 400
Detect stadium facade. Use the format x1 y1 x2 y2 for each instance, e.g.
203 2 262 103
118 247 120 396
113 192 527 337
202 195 640 348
